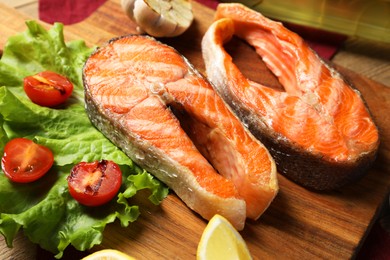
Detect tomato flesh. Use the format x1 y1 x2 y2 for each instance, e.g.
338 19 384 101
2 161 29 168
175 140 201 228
67 160 122 207
1 138 54 183
23 71 73 107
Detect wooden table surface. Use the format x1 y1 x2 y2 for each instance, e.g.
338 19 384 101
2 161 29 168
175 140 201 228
0 0 389 259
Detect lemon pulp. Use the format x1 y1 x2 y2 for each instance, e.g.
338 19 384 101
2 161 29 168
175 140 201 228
82 249 136 260
197 214 252 260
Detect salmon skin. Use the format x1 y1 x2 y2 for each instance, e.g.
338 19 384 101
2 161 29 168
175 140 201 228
82 35 278 230
202 3 380 190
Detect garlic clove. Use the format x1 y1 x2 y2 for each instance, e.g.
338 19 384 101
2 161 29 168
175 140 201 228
121 0 194 37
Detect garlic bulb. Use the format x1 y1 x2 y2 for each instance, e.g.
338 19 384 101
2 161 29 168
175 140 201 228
121 0 194 37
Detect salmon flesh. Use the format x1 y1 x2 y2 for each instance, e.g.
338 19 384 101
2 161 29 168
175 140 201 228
202 3 380 190
83 35 278 230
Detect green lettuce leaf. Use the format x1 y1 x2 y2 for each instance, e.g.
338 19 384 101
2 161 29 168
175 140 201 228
0 21 168 258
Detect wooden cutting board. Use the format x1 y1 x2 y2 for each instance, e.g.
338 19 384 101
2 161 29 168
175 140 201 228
1 0 390 259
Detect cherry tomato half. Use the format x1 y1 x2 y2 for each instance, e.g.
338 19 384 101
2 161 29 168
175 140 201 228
1 138 54 183
67 160 122 207
23 71 73 107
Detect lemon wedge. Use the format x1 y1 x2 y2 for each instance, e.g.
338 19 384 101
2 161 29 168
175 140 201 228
197 214 253 260
121 0 194 37
82 249 136 260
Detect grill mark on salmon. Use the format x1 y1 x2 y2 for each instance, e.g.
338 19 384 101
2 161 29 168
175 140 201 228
83 35 278 230
202 3 380 190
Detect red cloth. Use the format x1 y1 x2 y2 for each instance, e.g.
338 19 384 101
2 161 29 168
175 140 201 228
357 221 390 260
39 0 106 25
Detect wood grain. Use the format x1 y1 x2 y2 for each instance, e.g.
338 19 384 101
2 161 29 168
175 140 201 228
0 0 38 20
0 0 389 259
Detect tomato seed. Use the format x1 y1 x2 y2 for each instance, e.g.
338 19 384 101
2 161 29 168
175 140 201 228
24 165 34 172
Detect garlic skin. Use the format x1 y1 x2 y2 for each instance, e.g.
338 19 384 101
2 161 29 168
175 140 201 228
121 0 194 37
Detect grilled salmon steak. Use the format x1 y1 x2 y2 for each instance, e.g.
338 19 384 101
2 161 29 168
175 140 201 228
83 35 278 230
202 3 379 190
